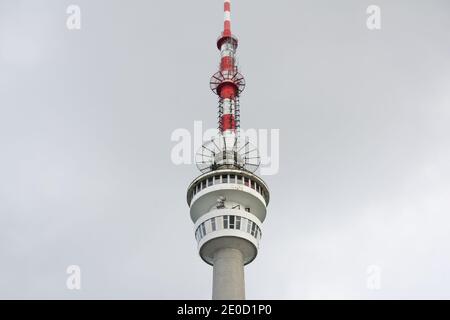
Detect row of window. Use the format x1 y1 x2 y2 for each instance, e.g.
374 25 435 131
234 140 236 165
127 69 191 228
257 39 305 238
195 215 262 243
190 174 268 201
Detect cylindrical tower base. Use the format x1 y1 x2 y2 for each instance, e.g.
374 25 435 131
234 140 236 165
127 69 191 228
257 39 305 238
212 248 245 300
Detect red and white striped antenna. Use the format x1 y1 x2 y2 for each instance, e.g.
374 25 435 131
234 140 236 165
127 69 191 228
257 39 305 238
210 0 245 133
223 0 232 37
197 1 260 173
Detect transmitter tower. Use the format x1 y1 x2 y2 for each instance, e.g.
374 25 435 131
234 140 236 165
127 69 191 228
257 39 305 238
186 0 270 300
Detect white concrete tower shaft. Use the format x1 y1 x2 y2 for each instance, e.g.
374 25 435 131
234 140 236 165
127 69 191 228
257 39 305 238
213 248 245 299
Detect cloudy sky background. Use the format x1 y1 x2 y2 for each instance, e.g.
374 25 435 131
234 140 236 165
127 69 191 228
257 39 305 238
0 0 449 299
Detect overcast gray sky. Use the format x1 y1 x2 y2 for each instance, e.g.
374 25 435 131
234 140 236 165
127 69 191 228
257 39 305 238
1 0 450 299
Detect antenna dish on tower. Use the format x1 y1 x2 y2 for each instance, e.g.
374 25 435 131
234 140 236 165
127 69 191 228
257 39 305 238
210 70 246 96
195 135 260 173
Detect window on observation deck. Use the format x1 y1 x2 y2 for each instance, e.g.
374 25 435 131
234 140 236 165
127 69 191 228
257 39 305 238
222 175 228 183
201 223 206 238
247 220 252 233
241 217 247 231
251 223 257 237
230 174 236 183
217 216 223 229
211 217 216 231
223 215 229 229
251 180 256 190
237 176 242 184
236 216 241 230
229 216 235 229
202 180 206 189
208 177 213 186
215 176 220 184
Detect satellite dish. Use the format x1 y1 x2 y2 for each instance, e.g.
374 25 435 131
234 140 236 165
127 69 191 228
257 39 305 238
195 134 260 173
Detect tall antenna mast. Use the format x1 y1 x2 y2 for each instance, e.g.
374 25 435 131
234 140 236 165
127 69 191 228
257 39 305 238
201 0 258 173
211 0 245 133
187 1 270 300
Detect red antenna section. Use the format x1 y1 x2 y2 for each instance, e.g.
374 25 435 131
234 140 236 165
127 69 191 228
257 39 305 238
210 0 245 134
